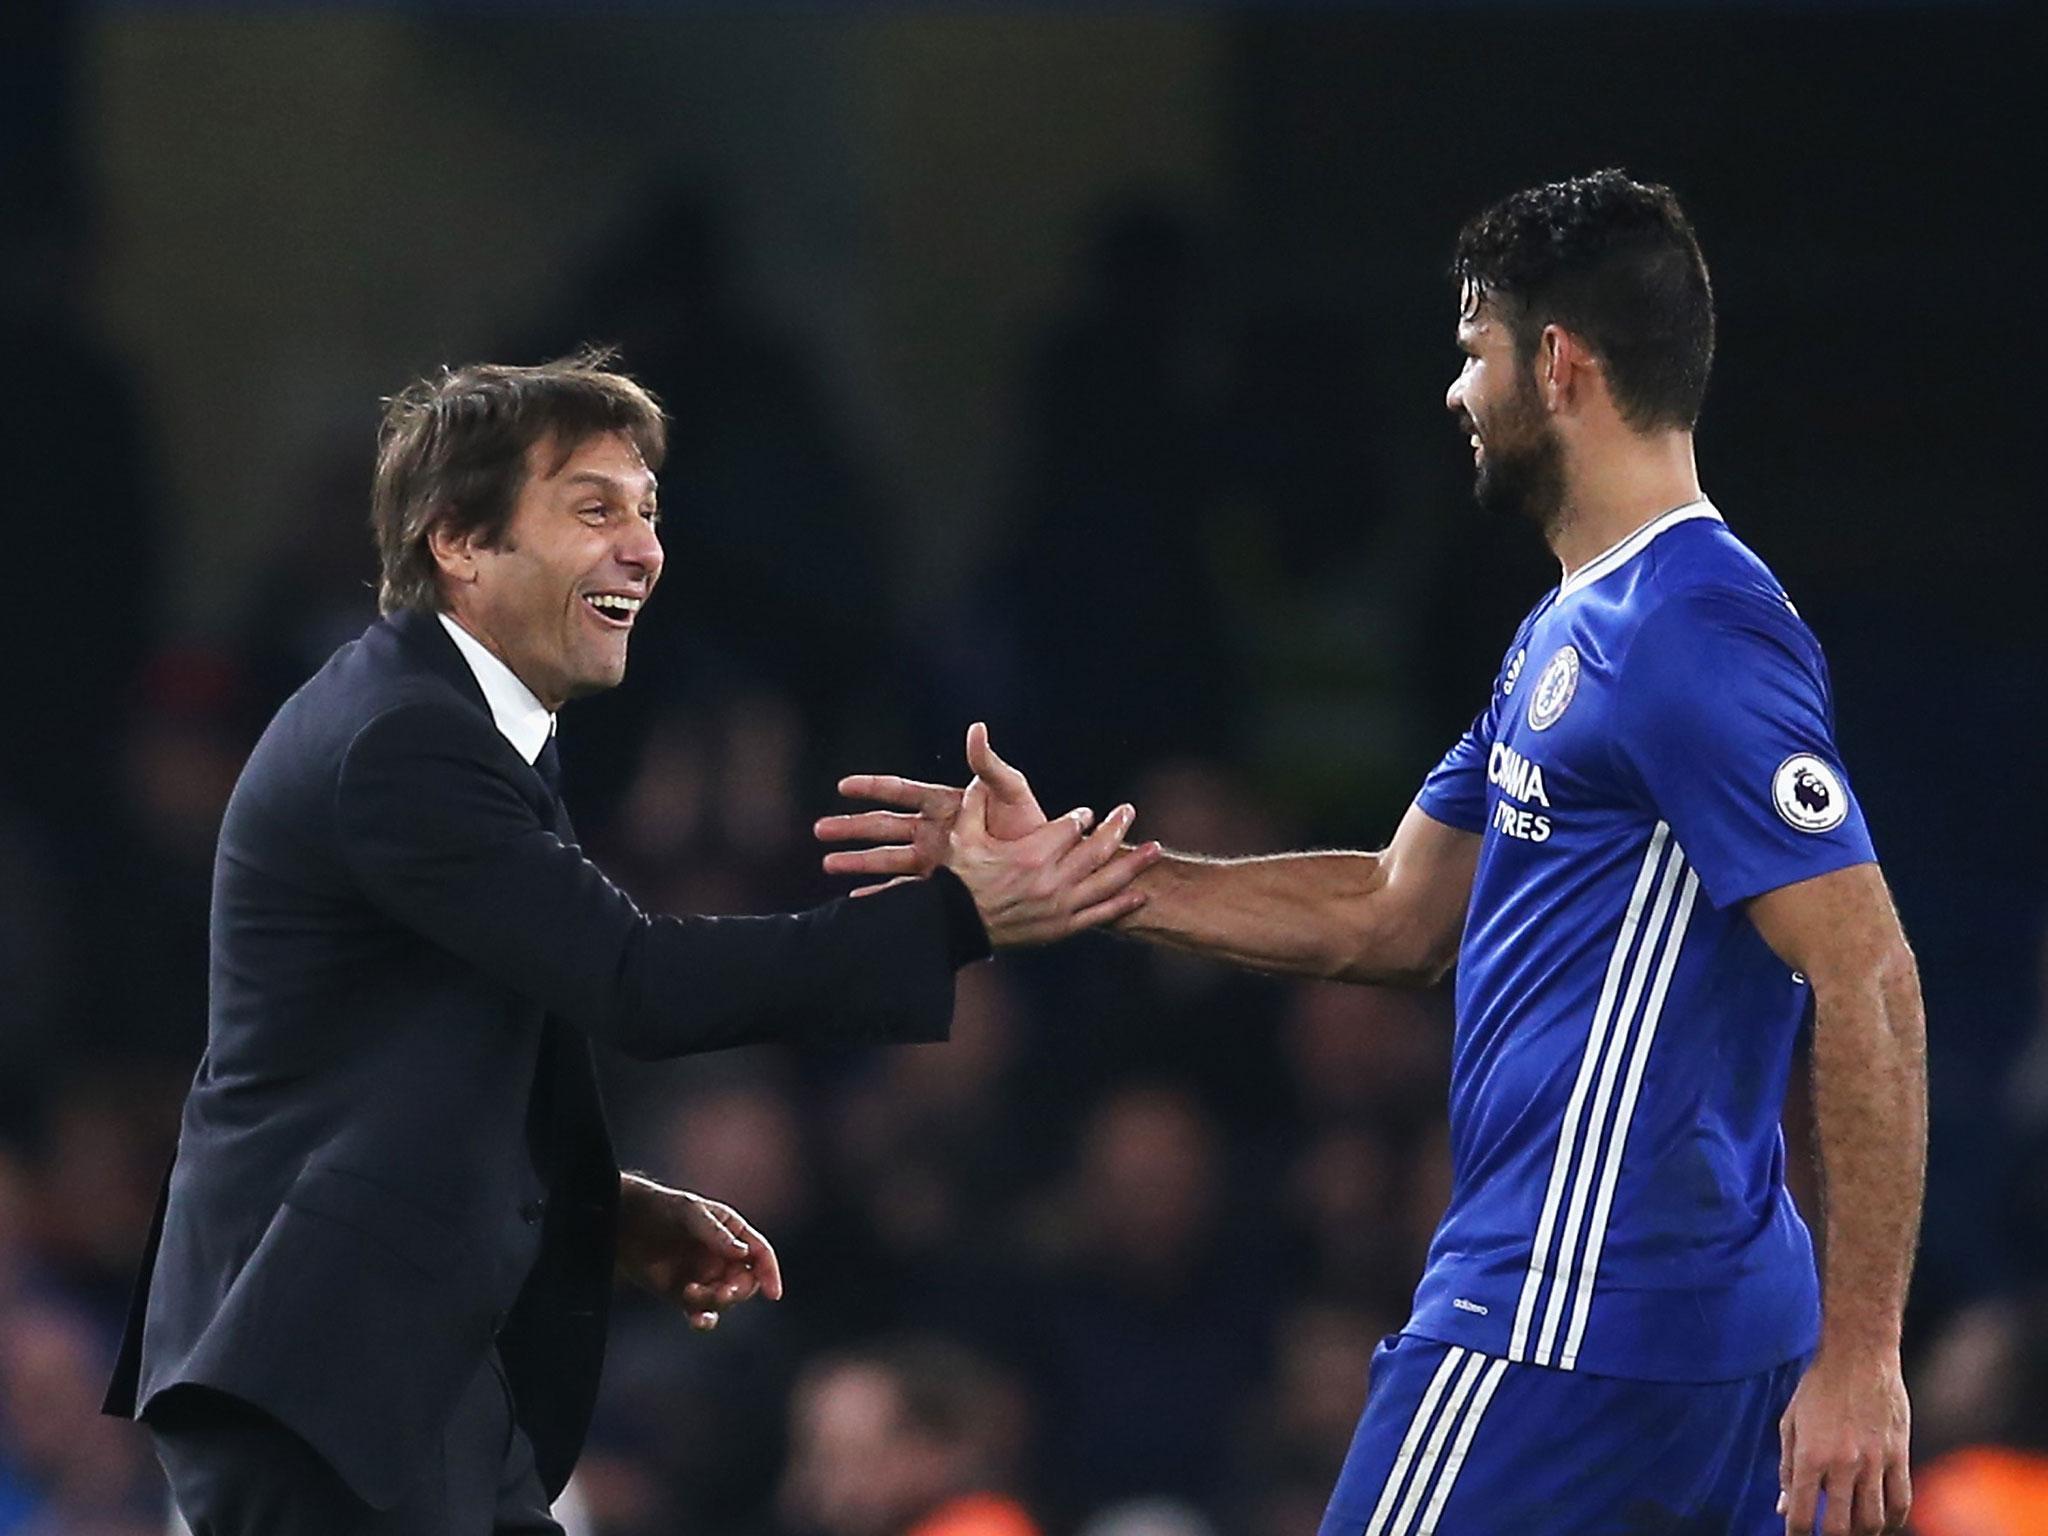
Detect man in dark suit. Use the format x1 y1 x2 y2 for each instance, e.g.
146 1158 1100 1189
103 354 1156 1535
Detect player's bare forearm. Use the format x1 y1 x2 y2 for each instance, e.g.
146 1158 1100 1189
1751 865 1926 1352
1116 804 1480 986
1806 936 1926 1354
1756 865 1921 1535
1119 848 1396 980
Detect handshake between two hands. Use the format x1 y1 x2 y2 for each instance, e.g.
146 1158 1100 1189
813 722 1163 949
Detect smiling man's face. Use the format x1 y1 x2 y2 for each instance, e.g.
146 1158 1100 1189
448 430 663 710
1445 289 1565 531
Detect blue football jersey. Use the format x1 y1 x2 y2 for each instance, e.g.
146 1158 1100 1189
1409 500 1876 1381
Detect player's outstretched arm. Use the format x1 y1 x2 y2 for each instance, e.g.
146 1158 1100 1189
820 726 1477 986
1116 802 1477 985
1750 863 1924 1536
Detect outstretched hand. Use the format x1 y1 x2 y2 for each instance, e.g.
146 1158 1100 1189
945 772 1157 946
817 723 1050 893
817 723 1157 944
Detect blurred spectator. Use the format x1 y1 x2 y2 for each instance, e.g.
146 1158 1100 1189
1280 981 1447 1136
1396 1124 1456 1286
0 1155 33 1310
1074 1501 1217 1536
17 1077 176 1333
582 1075 824 1535
1282 1127 1408 1315
1909 1296 2048 1535
66 648 259 1071
239 436 382 713
521 186 901 819
596 689 820 920
1004 759 1292 1142
829 966 1035 1261
0 1297 162 1535
1237 1302 1385 1536
992 193 1235 793
2005 918 2048 1290
1016 1087 1268 1523
0 816 62 1132
0 169 163 853
780 1336 1036 1536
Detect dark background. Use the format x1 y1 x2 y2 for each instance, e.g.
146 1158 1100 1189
2 4 2041 1534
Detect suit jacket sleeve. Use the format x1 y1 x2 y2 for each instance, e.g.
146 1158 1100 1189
334 700 985 1059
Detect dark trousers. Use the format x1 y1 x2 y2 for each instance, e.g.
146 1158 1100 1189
146 1353 563 1536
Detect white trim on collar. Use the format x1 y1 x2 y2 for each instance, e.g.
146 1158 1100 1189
1556 498 1723 599
436 613 556 766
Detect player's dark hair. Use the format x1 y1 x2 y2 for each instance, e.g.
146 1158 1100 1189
1452 169 1714 432
370 348 666 615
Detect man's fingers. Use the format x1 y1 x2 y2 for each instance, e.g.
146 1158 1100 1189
1071 887 1150 931
715 1207 784 1301
965 722 1031 800
1820 1468 1854 1536
1850 1465 1886 1536
1012 804 1092 862
688 1310 719 1332
1054 804 1140 879
1065 842 1162 913
835 774 960 815
1784 1457 1820 1536
824 846 926 878
815 810 922 846
850 877 914 898
1881 1457 1910 1533
953 776 993 846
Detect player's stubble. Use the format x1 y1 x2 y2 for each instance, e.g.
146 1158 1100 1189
1472 367 1568 537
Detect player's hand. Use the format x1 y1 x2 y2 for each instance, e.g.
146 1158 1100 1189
614 1175 783 1332
1777 1345 1910 1536
942 773 1158 947
817 723 1049 894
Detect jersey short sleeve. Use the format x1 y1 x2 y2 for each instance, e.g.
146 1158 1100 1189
1614 586 1876 908
1417 612 1547 835
1417 707 1493 833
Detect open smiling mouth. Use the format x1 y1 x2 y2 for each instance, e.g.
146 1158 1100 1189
582 593 643 629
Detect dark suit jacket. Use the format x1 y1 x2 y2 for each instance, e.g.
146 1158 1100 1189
104 607 985 1509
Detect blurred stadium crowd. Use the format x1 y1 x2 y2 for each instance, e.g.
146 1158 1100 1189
5 40 2048 1536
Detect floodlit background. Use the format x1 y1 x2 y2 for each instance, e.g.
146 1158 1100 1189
2 3 2040 1534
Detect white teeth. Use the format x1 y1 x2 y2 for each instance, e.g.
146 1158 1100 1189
1470 434 1482 448
586 594 642 615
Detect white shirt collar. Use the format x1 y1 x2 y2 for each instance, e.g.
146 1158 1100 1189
1556 497 1723 598
436 613 556 766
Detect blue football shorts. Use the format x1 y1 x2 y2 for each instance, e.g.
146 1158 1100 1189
1318 1332 1807 1536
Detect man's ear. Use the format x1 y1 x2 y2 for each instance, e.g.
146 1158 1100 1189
427 517 481 591
1537 324 1600 414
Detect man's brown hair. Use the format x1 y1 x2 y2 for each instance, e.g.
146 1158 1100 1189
371 349 667 615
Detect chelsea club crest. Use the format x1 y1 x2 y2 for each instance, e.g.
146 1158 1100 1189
1526 646 1580 732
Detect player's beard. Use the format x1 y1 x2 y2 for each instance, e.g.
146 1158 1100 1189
1472 377 1566 536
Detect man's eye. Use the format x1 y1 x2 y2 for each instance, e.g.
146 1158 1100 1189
577 505 607 522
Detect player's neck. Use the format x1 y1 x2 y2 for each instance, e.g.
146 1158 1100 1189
1549 431 1702 585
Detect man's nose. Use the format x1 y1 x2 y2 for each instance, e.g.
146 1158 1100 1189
1445 374 1464 414
620 520 664 581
